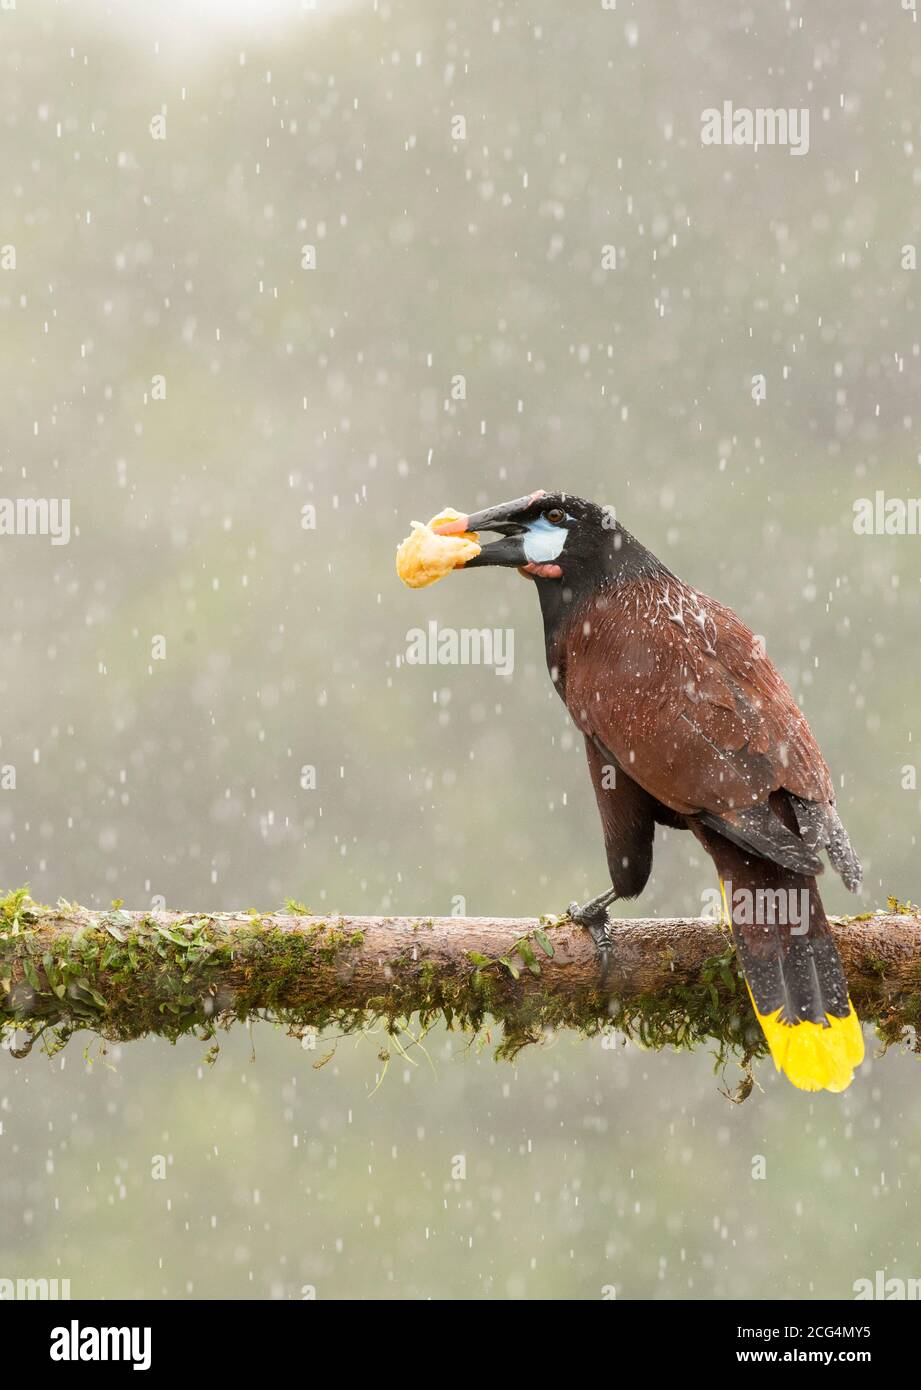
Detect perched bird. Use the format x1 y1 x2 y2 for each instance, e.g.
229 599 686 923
433 490 864 1093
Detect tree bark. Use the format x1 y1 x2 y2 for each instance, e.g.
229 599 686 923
1 902 919 1064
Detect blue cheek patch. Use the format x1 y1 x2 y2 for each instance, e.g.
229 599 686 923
523 516 569 564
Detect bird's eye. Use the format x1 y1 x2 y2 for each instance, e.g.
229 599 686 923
544 507 565 525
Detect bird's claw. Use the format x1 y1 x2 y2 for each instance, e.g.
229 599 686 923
567 899 616 983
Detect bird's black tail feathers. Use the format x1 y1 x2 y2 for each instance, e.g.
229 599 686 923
694 803 864 1093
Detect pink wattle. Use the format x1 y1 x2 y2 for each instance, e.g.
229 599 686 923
521 561 562 579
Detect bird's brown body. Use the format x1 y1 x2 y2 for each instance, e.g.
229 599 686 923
555 575 830 817
430 491 865 1091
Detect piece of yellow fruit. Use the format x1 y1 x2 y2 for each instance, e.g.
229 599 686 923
395 510 480 589
426 507 469 532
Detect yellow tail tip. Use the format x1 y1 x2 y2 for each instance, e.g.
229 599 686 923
752 996 865 1093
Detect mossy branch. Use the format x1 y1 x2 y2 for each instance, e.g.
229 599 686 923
1 890 920 1069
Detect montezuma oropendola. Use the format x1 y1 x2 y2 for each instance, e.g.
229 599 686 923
434 490 864 1093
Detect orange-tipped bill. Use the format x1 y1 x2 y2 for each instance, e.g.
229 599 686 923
430 511 471 536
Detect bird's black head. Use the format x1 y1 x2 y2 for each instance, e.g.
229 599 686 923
436 490 667 649
434 489 650 585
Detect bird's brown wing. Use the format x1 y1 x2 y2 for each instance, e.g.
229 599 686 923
563 576 837 876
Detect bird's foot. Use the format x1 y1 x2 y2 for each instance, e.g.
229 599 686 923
567 888 618 929
567 891 618 982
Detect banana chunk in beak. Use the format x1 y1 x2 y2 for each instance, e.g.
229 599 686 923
395 509 481 589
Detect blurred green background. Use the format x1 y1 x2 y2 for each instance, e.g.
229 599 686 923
0 0 919 1299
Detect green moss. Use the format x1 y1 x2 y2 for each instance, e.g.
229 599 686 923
610 947 766 1066
1 890 919 1091
418 960 438 992
0 885 41 928
876 961 921 1054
